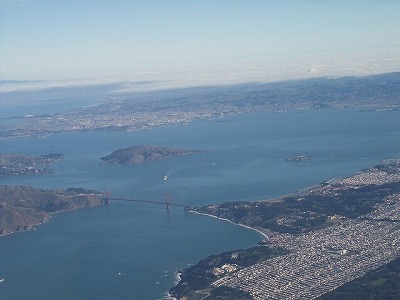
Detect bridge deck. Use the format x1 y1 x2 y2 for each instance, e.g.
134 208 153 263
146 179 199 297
109 197 191 208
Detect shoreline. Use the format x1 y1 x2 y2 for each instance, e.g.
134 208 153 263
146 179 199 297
0 216 49 237
0 194 103 238
163 272 181 300
1 108 397 141
168 211 276 299
190 210 270 240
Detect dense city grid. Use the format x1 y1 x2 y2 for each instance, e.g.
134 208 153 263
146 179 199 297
212 169 400 300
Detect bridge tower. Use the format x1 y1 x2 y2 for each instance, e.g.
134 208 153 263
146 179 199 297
104 188 111 205
166 192 170 210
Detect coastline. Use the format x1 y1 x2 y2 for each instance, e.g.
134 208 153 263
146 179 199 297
172 160 400 299
166 211 271 299
190 210 270 240
0 191 103 237
169 210 284 300
163 272 181 300
0 215 49 237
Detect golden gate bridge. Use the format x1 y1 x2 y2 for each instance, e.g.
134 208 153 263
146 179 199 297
102 190 194 211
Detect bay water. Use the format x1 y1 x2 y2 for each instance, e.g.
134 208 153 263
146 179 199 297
0 109 400 299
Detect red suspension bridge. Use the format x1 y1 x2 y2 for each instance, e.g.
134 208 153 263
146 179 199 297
102 190 194 211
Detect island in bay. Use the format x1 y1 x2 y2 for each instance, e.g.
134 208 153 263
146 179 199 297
286 155 312 161
170 159 400 300
0 185 103 236
0 153 64 177
100 145 203 164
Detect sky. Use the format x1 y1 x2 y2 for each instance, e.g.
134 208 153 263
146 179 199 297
0 0 400 91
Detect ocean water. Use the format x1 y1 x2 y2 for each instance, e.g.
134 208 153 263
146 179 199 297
0 109 400 299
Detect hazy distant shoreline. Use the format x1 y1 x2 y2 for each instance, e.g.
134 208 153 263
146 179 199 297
1 72 399 139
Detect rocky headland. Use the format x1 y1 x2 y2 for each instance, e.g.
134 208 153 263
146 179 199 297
0 185 103 236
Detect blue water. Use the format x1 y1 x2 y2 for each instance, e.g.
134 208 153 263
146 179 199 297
0 109 400 299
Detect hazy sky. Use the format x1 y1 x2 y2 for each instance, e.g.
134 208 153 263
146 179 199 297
1 0 400 90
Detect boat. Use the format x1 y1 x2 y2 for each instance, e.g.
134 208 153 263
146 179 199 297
163 175 168 181
0 278 4 283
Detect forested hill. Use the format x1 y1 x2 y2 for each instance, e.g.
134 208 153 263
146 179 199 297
100 145 203 164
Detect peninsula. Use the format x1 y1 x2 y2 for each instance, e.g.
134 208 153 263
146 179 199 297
0 185 103 236
0 153 64 177
100 145 203 164
170 160 400 300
